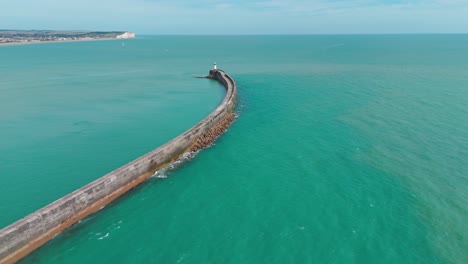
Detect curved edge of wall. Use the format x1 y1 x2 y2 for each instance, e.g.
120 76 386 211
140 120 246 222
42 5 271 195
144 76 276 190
0 70 237 264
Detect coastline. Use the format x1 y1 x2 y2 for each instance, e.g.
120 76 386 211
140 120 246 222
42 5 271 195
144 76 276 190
0 38 121 47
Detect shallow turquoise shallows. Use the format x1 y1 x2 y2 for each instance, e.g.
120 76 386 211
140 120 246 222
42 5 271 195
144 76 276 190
1 35 468 264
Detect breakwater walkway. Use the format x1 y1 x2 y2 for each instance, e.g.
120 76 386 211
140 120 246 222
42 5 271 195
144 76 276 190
0 69 237 264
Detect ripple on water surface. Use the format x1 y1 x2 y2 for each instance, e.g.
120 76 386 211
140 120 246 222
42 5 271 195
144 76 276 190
2 35 467 264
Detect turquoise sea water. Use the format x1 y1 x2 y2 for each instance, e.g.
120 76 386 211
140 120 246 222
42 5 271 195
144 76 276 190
1 35 468 263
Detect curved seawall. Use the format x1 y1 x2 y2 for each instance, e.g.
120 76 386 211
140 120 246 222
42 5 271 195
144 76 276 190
0 69 237 264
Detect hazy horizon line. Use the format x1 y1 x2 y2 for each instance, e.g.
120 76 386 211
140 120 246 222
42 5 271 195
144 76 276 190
2 29 468 36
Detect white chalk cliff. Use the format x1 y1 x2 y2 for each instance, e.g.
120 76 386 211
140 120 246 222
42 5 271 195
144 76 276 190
116 32 136 39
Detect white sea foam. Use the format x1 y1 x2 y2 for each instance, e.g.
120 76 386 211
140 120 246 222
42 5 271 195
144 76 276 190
151 149 203 179
97 232 109 240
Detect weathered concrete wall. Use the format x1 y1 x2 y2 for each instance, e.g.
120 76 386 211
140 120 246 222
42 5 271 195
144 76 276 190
0 70 237 264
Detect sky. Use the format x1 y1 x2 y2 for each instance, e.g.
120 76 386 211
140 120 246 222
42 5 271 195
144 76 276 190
1 0 468 34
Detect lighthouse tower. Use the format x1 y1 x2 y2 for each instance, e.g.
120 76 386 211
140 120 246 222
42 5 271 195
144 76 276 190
213 62 217 70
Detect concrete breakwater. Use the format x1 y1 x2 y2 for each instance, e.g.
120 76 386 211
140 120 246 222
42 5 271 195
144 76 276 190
0 69 237 264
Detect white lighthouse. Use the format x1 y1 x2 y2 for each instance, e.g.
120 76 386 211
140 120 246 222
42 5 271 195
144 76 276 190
213 62 217 70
